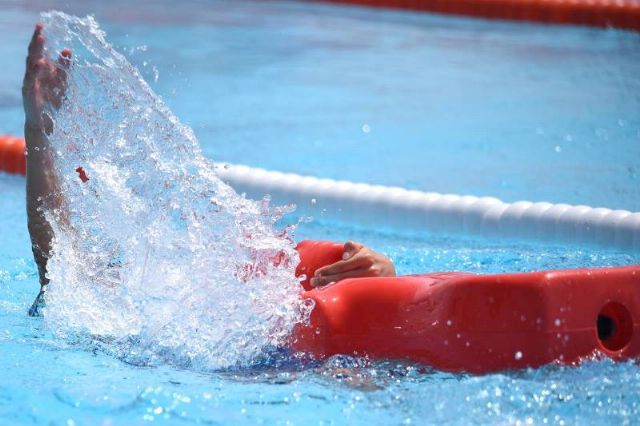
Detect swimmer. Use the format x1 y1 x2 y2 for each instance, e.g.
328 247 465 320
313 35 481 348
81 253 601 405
22 23 396 315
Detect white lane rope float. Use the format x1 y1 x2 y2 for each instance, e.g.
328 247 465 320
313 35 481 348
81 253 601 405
216 163 640 251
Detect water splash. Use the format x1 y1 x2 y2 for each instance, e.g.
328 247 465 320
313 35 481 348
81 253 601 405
38 11 309 370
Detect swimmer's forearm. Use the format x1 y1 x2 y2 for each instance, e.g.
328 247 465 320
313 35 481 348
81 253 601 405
23 24 72 289
25 126 58 286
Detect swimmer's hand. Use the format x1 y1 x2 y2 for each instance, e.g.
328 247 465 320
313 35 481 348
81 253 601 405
23 22 72 136
310 241 396 287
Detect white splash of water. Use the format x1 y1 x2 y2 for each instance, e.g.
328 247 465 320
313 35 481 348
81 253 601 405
39 12 309 370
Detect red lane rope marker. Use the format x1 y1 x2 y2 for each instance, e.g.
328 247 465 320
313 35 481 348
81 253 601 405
0 136 89 182
311 0 640 31
0 135 26 176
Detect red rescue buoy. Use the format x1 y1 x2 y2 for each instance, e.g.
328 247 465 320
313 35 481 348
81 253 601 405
293 240 640 373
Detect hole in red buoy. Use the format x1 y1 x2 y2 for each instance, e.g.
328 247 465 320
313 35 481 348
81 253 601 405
597 302 633 352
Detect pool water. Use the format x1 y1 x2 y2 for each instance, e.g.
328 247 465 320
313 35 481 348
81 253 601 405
1 1 640 425
3 0 639 210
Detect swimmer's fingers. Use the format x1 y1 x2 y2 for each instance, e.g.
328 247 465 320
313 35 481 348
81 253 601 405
310 267 375 288
56 49 72 82
342 240 365 260
314 251 370 277
24 24 46 102
51 49 72 108
26 23 45 72
310 249 377 286
23 25 47 130
58 48 72 68
311 245 397 287
39 50 71 108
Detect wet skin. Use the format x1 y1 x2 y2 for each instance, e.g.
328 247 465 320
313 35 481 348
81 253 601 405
23 23 71 289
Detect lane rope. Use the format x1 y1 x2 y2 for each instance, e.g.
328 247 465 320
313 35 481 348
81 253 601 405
216 163 640 251
311 0 640 32
2 135 638 250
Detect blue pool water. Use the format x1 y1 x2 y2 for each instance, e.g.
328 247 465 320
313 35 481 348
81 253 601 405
1 1 640 425
2 0 640 210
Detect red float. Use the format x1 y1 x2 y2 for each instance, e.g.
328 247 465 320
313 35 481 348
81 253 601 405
311 0 640 32
0 135 26 176
293 240 640 373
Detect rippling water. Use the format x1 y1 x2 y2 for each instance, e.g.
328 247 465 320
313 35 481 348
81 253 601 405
1 2 639 425
2 173 640 424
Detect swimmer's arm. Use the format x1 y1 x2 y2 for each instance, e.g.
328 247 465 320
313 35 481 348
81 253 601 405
25 127 62 286
23 23 70 286
310 241 396 287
